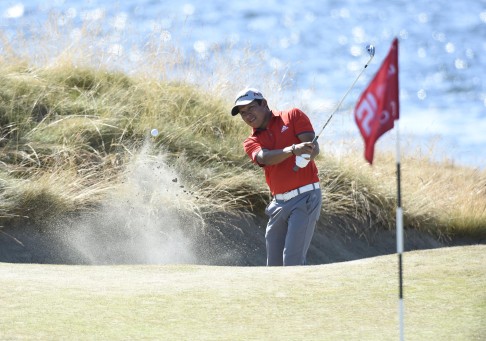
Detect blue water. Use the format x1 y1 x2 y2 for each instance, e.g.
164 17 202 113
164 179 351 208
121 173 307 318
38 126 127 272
1 0 485 168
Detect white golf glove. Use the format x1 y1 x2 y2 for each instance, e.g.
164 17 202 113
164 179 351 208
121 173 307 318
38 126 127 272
295 154 311 168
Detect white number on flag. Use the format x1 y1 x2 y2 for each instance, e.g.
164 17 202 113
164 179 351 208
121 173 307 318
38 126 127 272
355 92 378 137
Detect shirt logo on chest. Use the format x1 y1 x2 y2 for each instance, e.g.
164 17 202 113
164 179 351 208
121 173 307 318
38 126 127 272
281 125 289 133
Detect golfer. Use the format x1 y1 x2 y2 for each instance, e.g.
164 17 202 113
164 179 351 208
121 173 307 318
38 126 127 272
231 88 322 266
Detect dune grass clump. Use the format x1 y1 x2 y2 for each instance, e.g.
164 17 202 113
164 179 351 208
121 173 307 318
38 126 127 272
0 60 485 239
0 61 268 229
0 16 484 241
319 151 486 239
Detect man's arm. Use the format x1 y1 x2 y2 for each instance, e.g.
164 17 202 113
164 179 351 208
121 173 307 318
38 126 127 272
255 146 294 166
255 132 319 166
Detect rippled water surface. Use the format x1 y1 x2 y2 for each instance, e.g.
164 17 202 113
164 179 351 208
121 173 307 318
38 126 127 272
1 0 485 167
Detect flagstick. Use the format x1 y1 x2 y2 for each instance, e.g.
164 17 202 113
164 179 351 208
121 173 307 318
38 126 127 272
395 120 404 341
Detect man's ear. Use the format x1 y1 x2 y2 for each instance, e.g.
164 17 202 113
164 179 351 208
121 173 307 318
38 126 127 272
262 99 269 109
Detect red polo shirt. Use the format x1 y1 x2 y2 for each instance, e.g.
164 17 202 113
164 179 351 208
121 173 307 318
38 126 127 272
243 108 319 195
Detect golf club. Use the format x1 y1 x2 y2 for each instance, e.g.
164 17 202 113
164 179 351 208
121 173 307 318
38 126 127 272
293 44 375 171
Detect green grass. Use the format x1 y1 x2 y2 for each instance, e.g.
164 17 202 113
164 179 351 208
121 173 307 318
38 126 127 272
0 245 484 340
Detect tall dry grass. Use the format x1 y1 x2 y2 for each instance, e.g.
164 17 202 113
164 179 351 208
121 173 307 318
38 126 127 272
0 14 484 240
318 149 486 238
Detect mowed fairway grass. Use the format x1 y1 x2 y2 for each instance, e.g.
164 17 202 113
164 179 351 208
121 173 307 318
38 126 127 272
0 245 484 340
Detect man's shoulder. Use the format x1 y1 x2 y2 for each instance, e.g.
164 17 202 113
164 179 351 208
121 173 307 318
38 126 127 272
243 133 260 146
273 107 300 114
275 107 306 116
243 134 256 142
275 108 307 123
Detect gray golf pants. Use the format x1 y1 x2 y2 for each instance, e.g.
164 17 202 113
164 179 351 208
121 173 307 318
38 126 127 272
265 188 322 266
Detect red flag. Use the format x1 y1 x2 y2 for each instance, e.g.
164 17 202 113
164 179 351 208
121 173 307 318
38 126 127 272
355 38 399 164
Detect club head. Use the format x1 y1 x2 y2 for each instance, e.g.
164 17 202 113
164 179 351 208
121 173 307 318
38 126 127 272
366 44 375 57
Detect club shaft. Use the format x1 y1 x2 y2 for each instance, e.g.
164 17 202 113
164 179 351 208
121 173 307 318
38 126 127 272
293 50 374 172
312 54 374 143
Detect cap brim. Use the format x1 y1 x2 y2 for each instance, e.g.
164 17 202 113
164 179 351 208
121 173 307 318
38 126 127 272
231 99 254 116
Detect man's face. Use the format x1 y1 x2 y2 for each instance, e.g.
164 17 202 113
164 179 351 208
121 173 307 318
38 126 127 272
238 100 269 129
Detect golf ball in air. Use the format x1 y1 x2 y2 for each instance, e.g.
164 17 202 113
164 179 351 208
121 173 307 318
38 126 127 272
151 128 159 137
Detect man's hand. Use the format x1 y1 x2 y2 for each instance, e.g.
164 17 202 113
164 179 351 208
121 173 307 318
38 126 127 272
294 142 316 158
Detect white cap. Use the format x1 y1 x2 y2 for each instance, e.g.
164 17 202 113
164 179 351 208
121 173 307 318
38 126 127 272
231 88 265 116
